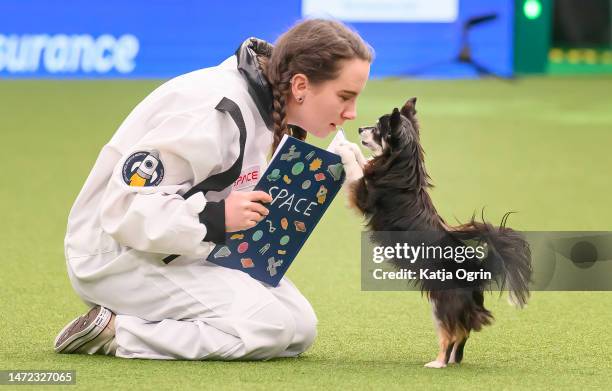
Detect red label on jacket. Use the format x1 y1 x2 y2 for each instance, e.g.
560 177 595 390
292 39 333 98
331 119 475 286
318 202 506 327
233 165 260 190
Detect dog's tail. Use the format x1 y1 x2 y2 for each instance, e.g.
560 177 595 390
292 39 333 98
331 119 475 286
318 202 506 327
451 213 532 307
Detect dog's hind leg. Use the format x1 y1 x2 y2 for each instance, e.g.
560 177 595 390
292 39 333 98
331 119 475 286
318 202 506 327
448 335 469 364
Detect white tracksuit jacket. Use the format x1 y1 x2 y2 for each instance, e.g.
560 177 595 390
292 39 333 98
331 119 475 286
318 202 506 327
63 39 317 360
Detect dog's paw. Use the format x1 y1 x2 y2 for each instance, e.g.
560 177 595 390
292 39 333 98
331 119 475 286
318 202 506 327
348 142 368 167
347 142 362 155
424 360 447 369
334 143 356 162
335 143 364 183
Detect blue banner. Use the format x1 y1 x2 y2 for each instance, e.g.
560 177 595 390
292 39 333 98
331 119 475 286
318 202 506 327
0 0 513 79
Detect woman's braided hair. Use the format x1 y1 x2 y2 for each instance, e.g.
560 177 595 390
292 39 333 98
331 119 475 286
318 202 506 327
257 19 373 154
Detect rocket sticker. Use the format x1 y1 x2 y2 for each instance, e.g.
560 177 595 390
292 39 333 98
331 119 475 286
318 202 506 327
122 150 165 187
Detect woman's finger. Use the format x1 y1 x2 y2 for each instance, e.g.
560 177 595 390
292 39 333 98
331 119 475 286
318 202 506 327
248 202 269 217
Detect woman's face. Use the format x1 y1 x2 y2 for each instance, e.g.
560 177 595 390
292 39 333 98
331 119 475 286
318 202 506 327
286 58 371 138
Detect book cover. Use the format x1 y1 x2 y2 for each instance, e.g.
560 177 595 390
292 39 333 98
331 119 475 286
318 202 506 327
206 133 346 286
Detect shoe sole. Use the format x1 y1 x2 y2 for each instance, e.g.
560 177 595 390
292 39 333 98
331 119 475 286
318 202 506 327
54 306 112 353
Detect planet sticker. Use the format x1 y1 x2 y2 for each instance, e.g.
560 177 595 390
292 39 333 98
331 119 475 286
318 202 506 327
294 221 306 232
237 242 249 254
291 162 305 175
241 258 255 268
252 230 263 241
280 235 290 246
302 180 311 190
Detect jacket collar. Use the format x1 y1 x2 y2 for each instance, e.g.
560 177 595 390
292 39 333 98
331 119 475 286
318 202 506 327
235 37 274 131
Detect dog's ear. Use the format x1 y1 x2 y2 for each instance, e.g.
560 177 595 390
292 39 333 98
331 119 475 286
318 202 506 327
390 107 402 131
400 97 417 119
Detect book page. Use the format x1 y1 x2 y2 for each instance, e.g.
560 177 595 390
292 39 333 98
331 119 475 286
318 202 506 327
327 128 347 152
270 134 290 162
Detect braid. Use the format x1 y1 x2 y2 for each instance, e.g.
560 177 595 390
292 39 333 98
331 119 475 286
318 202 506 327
269 67 307 154
259 53 292 154
271 81 289 153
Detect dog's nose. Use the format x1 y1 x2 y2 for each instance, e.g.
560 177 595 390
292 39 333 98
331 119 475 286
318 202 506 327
358 127 365 134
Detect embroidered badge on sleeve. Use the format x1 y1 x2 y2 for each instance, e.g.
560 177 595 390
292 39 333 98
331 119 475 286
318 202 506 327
122 150 165 187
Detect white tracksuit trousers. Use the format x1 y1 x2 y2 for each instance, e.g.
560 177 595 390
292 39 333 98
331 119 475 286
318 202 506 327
67 254 317 360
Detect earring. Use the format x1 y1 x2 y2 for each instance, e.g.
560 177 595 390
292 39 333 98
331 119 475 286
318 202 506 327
297 96 304 103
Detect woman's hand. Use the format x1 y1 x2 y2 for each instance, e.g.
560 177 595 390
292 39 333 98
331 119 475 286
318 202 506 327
224 191 272 232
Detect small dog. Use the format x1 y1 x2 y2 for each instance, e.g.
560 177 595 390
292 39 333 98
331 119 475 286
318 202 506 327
336 98 532 368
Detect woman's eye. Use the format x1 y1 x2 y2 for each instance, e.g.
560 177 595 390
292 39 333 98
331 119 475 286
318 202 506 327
340 96 350 101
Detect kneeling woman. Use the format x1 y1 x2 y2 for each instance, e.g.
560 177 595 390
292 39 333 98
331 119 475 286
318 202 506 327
55 19 372 360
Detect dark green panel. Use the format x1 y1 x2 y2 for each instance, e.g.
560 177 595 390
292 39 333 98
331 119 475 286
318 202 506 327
514 0 553 73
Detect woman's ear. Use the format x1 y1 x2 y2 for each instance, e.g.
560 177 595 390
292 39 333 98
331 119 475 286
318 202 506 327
290 73 309 102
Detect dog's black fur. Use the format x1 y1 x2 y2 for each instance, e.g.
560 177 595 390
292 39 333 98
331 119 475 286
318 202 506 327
346 98 532 368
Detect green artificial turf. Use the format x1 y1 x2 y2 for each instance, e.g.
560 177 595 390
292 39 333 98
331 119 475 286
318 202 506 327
1 76 612 390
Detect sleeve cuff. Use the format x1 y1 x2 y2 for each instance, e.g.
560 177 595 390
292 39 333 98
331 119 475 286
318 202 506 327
199 200 226 244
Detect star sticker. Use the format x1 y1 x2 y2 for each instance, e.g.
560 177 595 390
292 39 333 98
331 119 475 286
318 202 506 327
309 158 322 171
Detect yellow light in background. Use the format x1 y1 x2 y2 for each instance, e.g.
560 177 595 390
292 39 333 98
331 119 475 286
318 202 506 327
583 49 598 64
567 49 581 64
549 48 564 63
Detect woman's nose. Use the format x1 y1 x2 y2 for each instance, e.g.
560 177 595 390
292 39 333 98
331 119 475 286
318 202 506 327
342 104 357 120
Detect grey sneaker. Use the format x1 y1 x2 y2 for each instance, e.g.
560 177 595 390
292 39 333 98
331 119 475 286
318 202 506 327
54 306 116 355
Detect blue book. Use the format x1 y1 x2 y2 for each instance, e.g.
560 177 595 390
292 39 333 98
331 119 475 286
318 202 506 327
206 133 347 286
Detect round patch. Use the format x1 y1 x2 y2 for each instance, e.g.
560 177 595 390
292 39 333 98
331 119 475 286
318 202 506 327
280 235 290 246
122 150 164 187
237 242 249 254
252 230 263 242
291 162 305 176
301 180 311 190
